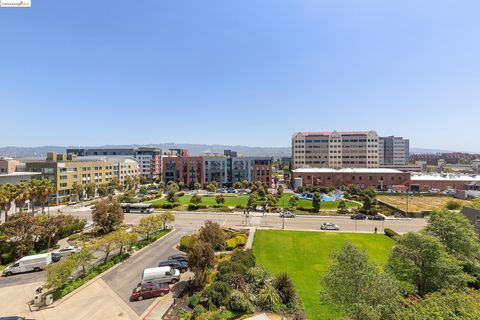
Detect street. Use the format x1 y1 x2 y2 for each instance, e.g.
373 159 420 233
0 207 427 317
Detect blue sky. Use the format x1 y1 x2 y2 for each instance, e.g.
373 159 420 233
1 0 479 151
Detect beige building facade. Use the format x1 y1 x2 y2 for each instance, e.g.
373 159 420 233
292 131 379 170
0 157 20 174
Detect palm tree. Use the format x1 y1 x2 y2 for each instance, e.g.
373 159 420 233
37 179 55 213
27 178 41 215
13 182 28 213
0 184 17 222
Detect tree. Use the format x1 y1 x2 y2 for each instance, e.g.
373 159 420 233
85 182 96 199
206 183 216 193
108 177 121 193
13 183 28 214
187 240 215 288
190 193 203 205
124 176 134 191
215 194 225 205
0 184 16 222
312 192 321 213
273 176 280 186
337 199 348 214
0 212 37 258
71 182 84 202
44 257 77 290
232 181 242 190
159 211 175 230
398 289 480 320
139 185 148 195
138 175 147 185
322 242 402 320
97 184 108 197
425 208 480 276
26 178 41 215
178 181 185 190
70 248 95 275
194 182 202 191
247 193 256 210
276 185 283 198
198 220 225 251
265 194 278 212
471 198 480 209
137 215 162 240
363 195 373 213
36 179 55 213
242 179 250 189
91 198 124 234
386 232 473 296
108 229 138 255
166 182 179 203
92 232 119 264
288 195 298 209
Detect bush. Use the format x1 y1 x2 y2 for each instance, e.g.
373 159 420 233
179 235 192 251
384 228 399 238
177 192 185 197
445 200 462 210
231 249 256 269
225 234 248 250
202 281 232 307
227 290 255 313
187 204 208 210
161 203 178 209
0 252 13 265
189 293 200 308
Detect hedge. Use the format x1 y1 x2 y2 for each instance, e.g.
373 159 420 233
226 234 248 251
384 228 399 239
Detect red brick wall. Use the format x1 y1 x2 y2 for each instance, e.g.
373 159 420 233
162 156 204 188
253 163 272 188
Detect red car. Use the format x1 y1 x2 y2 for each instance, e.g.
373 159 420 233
130 283 170 301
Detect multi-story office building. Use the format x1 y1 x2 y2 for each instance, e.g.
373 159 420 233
379 136 409 166
25 153 138 204
292 131 379 170
67 147 161 180
162 156 204 189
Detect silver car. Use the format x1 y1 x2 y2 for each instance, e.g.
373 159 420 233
320 223 339 231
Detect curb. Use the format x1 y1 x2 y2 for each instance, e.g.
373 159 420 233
48 228 175 308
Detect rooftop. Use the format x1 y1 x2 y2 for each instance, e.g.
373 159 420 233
411 173 480 182
0 172 42 177
294 130 375 137
292 168 403 174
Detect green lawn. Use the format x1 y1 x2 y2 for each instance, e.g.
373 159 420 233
148 193 360 211
253 230 394 319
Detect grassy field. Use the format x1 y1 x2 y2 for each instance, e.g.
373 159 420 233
377 194 472 212
148 193 360 211
253 230 394 319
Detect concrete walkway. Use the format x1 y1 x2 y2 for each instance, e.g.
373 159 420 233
245 227 256 249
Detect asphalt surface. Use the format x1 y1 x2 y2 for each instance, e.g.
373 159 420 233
0 207 427 315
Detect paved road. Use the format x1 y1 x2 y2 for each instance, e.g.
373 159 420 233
0 208 426 315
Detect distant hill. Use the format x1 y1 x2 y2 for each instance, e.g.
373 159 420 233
410 147 453 154
0 144 291 159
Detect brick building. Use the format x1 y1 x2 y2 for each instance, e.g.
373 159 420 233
291 168 410 190
162 156 204 189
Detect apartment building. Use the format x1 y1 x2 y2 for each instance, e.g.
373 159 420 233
292 131 379 170
162 156 204 189
379 136 409 166
67 147 161 180
25 153 138 204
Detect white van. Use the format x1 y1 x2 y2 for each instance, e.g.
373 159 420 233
142 266 180 284
3 253 52 276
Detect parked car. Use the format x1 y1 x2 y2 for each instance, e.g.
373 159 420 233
0 317 31 320
52 246 81 262
350 213 367 220
279 211 295 218
3 253 52 276
227 187 236 193
368 214 386 221
84 221 94 229
320 223 339 230
158 260 188 273
142 266 180 284
167 253 187 262
130 282 170 301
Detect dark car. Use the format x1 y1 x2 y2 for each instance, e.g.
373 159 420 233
350 213 367 220
158 259 188 273
130 282 170 301
167 253 187 262
368 214 386 221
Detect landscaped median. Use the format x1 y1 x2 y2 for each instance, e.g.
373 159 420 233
45 228 171 301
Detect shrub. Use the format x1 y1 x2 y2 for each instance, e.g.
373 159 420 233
179 235 192 251
227 290 255 313
187 204 208 210
445 200 462 210
177 192 185 197
225 235 247 250
202 281 232 307
258 282 281 311
161 203 178 209
189 293 200 308
384 228 399 238
246 266 270 294
0 252 13 265
231 249 256 269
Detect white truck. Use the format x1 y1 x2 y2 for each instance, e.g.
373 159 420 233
142 266 180 284
3 253 52 276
